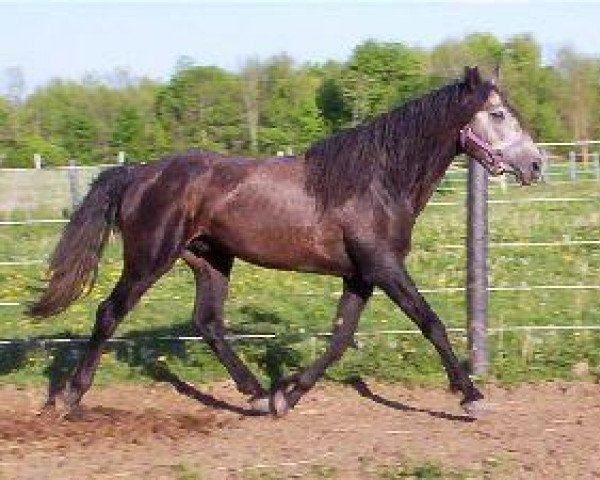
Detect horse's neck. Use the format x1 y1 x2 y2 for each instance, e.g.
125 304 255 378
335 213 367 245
405 136 459 215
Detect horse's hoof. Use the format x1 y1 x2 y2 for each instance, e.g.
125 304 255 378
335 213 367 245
249 396 271 414
63 382 81 407
271 389 290 417
461 399 494 418
448 383 462 396
249 391 290 417
55 382 84 420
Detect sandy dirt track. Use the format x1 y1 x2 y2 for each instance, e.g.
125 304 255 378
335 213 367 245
0 380 599 479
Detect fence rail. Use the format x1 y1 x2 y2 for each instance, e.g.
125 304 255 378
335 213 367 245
1 148 598 374
1 146 598 217
0 196 597 227
429 197 599 206
2 284 599 308
1 324 600 348
0 219 68 226
2 239 598 268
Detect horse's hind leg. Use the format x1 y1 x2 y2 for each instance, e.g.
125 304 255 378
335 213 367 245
183 250 266 399
51 267 168 412
46 238 181 413
255 277 372 415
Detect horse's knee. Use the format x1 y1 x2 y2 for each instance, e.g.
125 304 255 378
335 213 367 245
196 320 224 346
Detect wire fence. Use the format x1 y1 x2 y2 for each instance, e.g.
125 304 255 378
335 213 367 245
0 151 598 351
1 284 599 309
0 147 599 218
2 324 600 349
1 192 599 226
3 239 600 269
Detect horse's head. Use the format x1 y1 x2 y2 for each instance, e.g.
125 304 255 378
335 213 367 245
460 66 542 185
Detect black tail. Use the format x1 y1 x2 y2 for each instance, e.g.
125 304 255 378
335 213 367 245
27 166 133 318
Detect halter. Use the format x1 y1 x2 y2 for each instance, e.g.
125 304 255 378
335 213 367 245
459 126 507 175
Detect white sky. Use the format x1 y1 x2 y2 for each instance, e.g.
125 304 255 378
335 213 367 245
1 1 599 93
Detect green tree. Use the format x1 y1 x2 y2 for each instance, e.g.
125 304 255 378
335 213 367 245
0 97 10 141
59 111 96 163
502 35 567 141
156 65 244 152
340 40 428 123
429 33 504 81
241 57 262 153
110 106 144 160
3 134 68 168
554 47 600 141
258 54 325 154
2 34 600 166
17 74 161 165
316 77 347 131
314 60 351 133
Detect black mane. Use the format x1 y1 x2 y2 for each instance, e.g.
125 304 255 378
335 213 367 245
304 80 494 208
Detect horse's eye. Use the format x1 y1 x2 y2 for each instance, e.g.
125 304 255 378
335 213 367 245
490 110 505 120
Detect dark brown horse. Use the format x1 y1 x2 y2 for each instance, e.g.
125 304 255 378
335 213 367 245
29 67 541 417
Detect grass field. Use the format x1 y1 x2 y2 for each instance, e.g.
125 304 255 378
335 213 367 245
0 164 599 387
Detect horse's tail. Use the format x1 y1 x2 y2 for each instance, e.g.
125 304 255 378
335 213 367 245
27 165 133 318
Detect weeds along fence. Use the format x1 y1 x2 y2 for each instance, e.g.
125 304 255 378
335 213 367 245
0 148 599 380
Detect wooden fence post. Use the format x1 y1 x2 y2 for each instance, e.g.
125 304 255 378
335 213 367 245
67 159 81 209
467 158 489 376
569 151 577 181
592 152 600 181
33 153 42 169
540 149 549 183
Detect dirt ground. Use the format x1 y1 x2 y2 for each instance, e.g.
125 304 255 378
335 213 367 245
0 379 599 480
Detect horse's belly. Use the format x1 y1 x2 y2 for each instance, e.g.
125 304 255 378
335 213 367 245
213 221 353 276
202 170 354 276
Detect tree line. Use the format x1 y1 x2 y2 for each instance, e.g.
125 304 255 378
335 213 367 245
1 33 599 167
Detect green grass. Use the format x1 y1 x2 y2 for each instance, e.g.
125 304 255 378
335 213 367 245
0 180 598 386
172 463 204 480
219 460 477 480
309 464 338 479
374 454 512 479
378 461 466 480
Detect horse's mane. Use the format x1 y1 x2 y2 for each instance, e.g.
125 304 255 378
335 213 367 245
304 80 494 208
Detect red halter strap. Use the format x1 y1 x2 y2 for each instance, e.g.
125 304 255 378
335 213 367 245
459 126 505 175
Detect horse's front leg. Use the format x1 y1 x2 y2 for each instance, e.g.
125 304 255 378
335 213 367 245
250 277 372 416
370 255 487 416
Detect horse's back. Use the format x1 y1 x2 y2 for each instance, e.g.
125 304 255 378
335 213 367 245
199 154 354 275
116 150 354 276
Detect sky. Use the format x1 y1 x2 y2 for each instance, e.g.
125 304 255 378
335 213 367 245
1 1 600 94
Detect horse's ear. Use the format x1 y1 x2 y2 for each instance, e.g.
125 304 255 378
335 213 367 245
464 66 481 92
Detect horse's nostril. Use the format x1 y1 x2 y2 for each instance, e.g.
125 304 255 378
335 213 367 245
532 161 541 172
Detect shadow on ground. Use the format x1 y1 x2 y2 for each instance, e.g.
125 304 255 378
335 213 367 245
1 306 310 407
343 374 475 423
